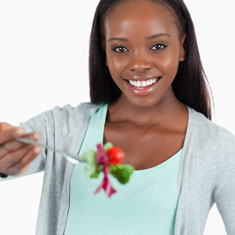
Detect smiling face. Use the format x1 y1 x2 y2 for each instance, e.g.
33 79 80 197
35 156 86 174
104 0 186 108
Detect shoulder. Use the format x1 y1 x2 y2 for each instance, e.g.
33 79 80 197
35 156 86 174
20 102 105 133
188 106 235 154
52 101 105 119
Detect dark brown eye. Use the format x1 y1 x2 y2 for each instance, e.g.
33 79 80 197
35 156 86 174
151 43 167 51
112 46 128 53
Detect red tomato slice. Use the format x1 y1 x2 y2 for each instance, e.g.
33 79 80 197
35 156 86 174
106 147 124 164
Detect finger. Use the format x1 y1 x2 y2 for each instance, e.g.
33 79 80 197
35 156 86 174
0 141 31 160
0 122 16 131
0 144 34 172
2 131 42 153
6 146 43 176
0 128 25 145
21 131 42 141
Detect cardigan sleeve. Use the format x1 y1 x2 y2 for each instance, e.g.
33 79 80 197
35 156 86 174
213 131 235 234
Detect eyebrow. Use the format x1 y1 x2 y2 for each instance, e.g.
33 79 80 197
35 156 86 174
107 33 171 42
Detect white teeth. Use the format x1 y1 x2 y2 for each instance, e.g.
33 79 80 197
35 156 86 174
128 78 159 88
142 81 147 86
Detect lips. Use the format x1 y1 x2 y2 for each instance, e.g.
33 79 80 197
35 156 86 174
124 76 162 82
124 76 162 95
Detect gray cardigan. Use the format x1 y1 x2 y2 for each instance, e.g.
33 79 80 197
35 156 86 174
1 102 235 235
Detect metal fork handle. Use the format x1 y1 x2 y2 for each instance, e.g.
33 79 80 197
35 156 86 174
16 137 85 164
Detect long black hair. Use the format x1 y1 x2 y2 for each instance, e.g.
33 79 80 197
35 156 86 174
89 0 214 120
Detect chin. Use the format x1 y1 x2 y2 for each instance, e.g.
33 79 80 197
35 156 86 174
126 96 161 108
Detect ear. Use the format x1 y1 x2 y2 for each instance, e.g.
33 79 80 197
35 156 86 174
179 34 186 62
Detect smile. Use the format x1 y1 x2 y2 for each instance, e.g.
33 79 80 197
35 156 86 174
124 76 162 95
127 77 161 88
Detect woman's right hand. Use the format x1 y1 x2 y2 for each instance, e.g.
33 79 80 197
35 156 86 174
0 122 43 176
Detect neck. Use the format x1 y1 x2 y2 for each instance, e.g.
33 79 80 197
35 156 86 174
107 89 186 126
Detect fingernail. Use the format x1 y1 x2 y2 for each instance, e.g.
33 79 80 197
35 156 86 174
34 147 42 154
33 132 41 139
15 128 25 135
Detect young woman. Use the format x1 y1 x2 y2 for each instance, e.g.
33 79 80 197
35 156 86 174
0 0 235 234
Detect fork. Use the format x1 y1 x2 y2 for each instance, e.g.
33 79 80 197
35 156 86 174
16 137 86 164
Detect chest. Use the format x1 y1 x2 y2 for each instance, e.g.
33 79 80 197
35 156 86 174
103 122 186 170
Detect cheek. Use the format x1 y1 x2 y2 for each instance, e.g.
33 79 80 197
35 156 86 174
107 53 124 68
106 53 126 76
157 49 181 78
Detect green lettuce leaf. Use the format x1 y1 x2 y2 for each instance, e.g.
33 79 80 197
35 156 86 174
103 142 113 151
109 164 134 184
81 150 102 178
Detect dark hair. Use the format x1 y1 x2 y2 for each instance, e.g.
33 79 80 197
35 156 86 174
89 0 214 120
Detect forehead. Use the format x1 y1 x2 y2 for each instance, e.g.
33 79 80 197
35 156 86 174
104 0 178 39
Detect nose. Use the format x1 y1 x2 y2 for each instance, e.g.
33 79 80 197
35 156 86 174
128 59 152 73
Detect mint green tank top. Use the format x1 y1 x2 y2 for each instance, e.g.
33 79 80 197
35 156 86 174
64 103 182 235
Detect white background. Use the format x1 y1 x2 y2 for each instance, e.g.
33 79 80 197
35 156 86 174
0 0 234 234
